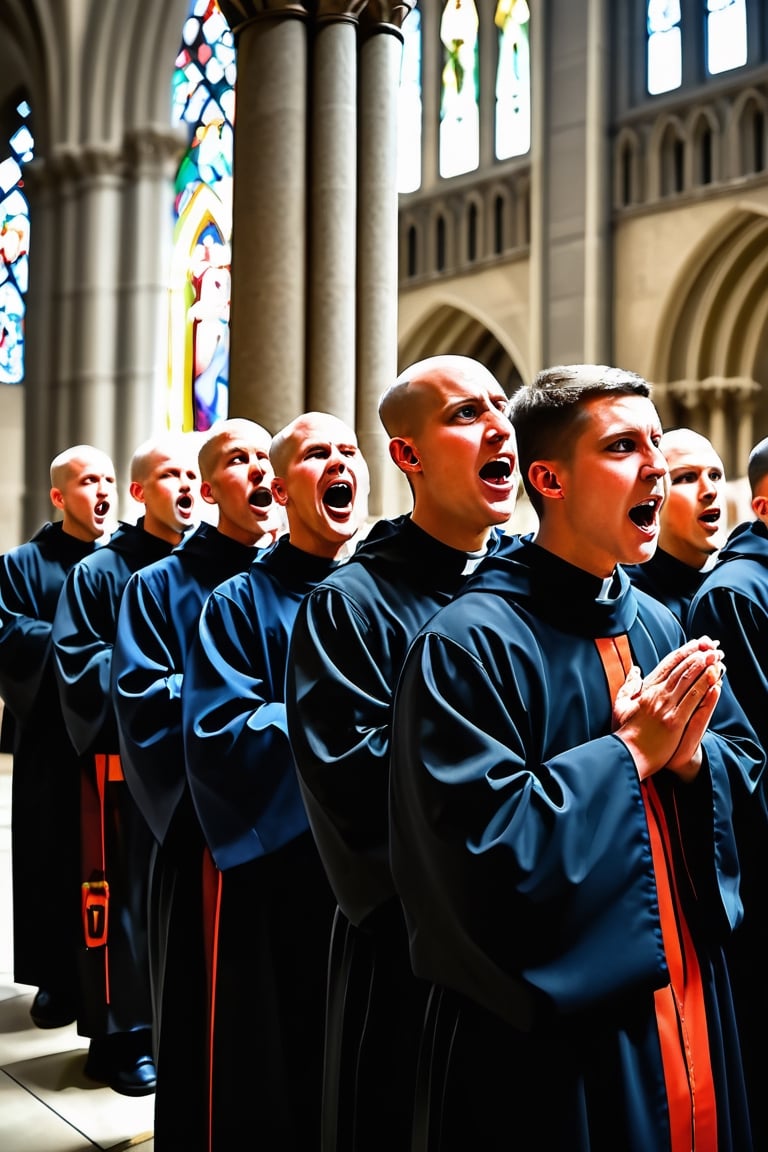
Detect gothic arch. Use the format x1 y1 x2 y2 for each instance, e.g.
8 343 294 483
398 302 525 397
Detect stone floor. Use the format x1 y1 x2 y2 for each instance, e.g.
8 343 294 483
0 754 156 1151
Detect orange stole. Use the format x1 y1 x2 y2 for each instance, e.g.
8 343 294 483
594 636 718 1152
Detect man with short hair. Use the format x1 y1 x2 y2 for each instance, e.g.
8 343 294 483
285 355 519 1150
112 418 281 1148
687 433 768 1148
183 411 369 1150
624 426 728 622
52 432 200 1096
390 364 761 1150
0 445 117 1031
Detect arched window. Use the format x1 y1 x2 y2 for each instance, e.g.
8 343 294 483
170 0 235 431
495 0 530 160
398 5 422 193
0 97 33 385
707 0 747 76
439 0 480 179
647 1 682 95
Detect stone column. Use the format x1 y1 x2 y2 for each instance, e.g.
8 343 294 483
583 0 610 362
18 160 57 533
70 146 123 451
118 128 186 481
357 2 415 518
307 2 365 421
218 1 310 434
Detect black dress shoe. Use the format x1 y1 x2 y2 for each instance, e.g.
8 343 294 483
30 988 77 1029
84 1032 157 1097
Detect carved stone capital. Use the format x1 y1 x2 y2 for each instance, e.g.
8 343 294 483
217 0 310 35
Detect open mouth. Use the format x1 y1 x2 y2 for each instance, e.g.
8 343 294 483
479 459 512 484
323 482 353 510
95 501 110 518
700 510 720 524
177 495 193 511
628 498 660 530
250 488 273 508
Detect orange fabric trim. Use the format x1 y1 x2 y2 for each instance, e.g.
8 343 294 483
201 847 223 1152
594 635 718 1151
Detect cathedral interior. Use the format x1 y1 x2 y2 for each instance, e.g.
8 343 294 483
1 0 767 546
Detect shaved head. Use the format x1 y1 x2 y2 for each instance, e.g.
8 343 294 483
379 355 504 439
199 418 272 482
50 444 114 490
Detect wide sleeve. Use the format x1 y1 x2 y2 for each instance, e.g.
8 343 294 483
389 627 672 1027
183 585 306 870
0 550 53 721
52 562 117 755
286 584 395 923
112 571 185 844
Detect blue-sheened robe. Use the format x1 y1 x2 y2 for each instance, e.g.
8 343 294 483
182 535 339 1151
111 520 261 1152
0 522 100 1000
623 545 710 626
390 539 762 1152
687 517 768 1149
52 518 173 1038
285 515 522 1151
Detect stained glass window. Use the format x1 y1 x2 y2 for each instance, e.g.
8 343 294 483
170 0 235 431
647 1 682 95
707 0 747 75
495 0 530 160
397 5 422 194
0 99 33 385
439 0 480 179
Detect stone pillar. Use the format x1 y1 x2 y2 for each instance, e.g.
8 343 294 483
19 160 57 533
357 2 415 518
583 0 610 362
70 146 123 451
118 128 186 481
308 3 365 420
218 1 310 435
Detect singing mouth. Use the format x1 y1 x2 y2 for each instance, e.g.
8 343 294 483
323 482 353 509
479 458 513 485
95 501 110 518
250 488 273 508
177 495 193 511
628 498 661 530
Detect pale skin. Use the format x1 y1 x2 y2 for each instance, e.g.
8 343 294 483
527 393 723 786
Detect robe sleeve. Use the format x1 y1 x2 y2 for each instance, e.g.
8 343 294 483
0 550 54 722
286 583 396 922
112 571 184 843
52 562 118 755
183 584 306 870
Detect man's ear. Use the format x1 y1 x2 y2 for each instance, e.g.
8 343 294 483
271 477 289 507
528 461 565 501
751 494 768 521
50 486 65 513
200 480 216 505
129 480 146 505
389 438 422 474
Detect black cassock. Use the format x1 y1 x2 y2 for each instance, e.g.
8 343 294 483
182 536 340 1152
688 517 768 1150
52 519 172 1038
285 514 521 1151
0 522 101 1002
623 544 709 625
112 520 260 1152
390 541 762 1152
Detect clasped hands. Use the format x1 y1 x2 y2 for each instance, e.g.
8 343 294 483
613 636 724 783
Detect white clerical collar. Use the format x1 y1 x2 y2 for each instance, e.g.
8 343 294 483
462 547 489 576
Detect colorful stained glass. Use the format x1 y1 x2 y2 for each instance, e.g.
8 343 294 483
495 0 530 160
439 0 480 178
0 99 32 385
171 0 234 430
397 5 422 193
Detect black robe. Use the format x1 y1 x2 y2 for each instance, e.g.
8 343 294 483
0 522 100 1000
687 517 768 1149
182 536 339 1152
52 519 173 1038
112 520 260 1152
285 515 521 1152
623 545 711 625
390 540 762 1151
